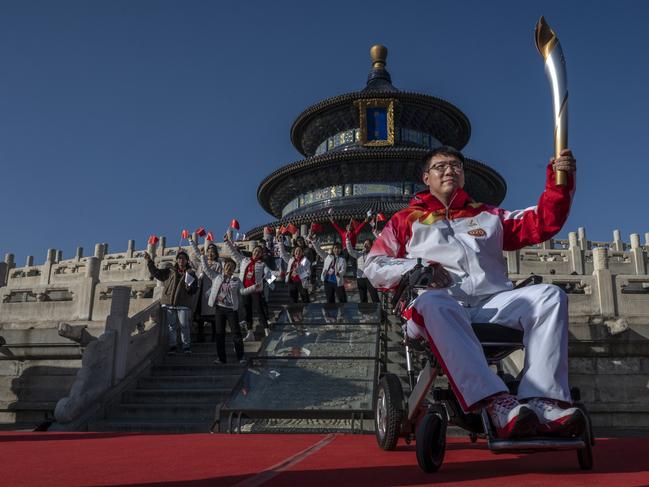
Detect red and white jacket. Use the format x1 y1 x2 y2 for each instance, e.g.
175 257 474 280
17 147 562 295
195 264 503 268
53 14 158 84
364 163 575 305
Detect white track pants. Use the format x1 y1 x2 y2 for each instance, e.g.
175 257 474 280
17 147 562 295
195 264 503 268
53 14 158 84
406 284 570 411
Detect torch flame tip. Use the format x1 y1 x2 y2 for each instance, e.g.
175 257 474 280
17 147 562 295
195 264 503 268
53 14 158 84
535 15 557 59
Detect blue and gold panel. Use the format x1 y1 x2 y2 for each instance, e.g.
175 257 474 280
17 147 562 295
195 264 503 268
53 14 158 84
366 107 388 141
356 98 395 147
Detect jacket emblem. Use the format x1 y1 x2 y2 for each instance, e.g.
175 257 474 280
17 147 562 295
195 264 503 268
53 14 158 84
468 228 486 237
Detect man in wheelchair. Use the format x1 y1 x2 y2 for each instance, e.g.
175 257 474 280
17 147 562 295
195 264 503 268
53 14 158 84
365 145 583 440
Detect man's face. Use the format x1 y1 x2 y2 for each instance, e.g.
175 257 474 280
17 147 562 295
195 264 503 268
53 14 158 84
293 247 303 259
177 255 188 270
332 245 341 256
422 154 465 199
363 239 372 252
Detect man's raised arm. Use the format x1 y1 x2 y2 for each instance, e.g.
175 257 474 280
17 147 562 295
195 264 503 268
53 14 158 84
499 150 576 250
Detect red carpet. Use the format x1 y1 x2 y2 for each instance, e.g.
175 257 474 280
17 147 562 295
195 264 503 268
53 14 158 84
2 432 648 486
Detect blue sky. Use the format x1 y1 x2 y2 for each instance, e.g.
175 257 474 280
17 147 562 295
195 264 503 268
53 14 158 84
1 1 648 263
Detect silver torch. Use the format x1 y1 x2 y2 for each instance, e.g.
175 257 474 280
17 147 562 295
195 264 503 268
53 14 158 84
535 16 568 187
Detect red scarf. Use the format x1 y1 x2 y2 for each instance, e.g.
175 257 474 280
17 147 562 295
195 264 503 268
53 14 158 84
243 259 257 287
290 258 301 283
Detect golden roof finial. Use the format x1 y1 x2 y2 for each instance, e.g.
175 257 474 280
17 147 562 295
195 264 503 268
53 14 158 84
370 44 388 69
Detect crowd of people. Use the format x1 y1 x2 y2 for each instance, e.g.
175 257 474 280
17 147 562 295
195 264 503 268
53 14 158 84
143 216 384 362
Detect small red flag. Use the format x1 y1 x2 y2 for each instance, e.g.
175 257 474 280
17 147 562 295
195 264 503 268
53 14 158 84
279 225 287 234
148 235 159 245
286 223 298 235
230 219 240 230
206 231 214 241
195 227 206 237
263 226 274 235
376 213 387 222
310 223 324 234
181 229 190 239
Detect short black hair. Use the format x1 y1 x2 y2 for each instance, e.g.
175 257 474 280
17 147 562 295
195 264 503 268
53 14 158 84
206 243 219 257
420 146 466 174
331 242 342 250
222 257 236 268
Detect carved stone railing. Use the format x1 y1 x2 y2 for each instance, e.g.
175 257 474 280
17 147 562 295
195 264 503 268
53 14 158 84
1 229 647 327
52 286 165 428
0 256 100 322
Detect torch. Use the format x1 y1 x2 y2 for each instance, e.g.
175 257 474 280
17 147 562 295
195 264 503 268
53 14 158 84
535 16 569 186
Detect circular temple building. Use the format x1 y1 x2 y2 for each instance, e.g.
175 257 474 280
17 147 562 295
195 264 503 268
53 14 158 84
247 45 507 242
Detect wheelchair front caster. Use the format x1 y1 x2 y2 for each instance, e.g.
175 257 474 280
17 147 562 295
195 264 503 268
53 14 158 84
416 410 447 473
375 373 404 451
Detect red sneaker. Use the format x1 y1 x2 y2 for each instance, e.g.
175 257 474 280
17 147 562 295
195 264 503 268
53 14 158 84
487 394 539 439
526 398 586 437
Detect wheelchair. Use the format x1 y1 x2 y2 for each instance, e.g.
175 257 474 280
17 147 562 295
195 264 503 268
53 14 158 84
374 260 595 473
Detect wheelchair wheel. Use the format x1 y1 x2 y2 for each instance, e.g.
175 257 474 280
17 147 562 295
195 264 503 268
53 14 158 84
375 373 404 451
416 410 447 473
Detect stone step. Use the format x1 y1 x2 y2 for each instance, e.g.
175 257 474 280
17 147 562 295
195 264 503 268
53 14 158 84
160 354 247 365
0 359 81 376
569 372 649 404
2 374 77 390
121 388 230 404
109 403 217 420
183 342 260 352
0 422 39 431
0 343 82 359
2 385 72 402
88 419 212 433
0 400 56 424
151 364 245 376
137 375 240 390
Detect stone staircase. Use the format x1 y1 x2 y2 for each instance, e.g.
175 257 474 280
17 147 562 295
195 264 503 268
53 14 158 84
89 337 261 432
0 325 95 430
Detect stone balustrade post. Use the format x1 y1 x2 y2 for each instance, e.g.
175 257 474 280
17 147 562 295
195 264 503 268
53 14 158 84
0 253 14 287
644 232 649 250
75 247 83 261
56 250 63 263
612 229 623 251
42 248 57 285
568 232 584 275
578 227 588 251
630 233 647 275
300 224 308 237
505 250 520 275
126 240 135 258
541 239 553 250
159 236 166 256
105 286 131 385
103 243 109 256
592 247 616 318
79 256 100 321
94 243 105 260
25 256 34 267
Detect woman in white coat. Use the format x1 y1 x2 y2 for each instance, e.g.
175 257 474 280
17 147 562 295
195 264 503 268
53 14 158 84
224 234 271 339
309 237 347 304
189 236 246 363
277 235 311 303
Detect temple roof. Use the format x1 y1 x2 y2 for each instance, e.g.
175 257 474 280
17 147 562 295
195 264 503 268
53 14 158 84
256 147 506 217
290 45 471 157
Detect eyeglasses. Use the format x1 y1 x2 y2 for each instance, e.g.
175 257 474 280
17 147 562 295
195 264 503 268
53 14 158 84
427 160 464 173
